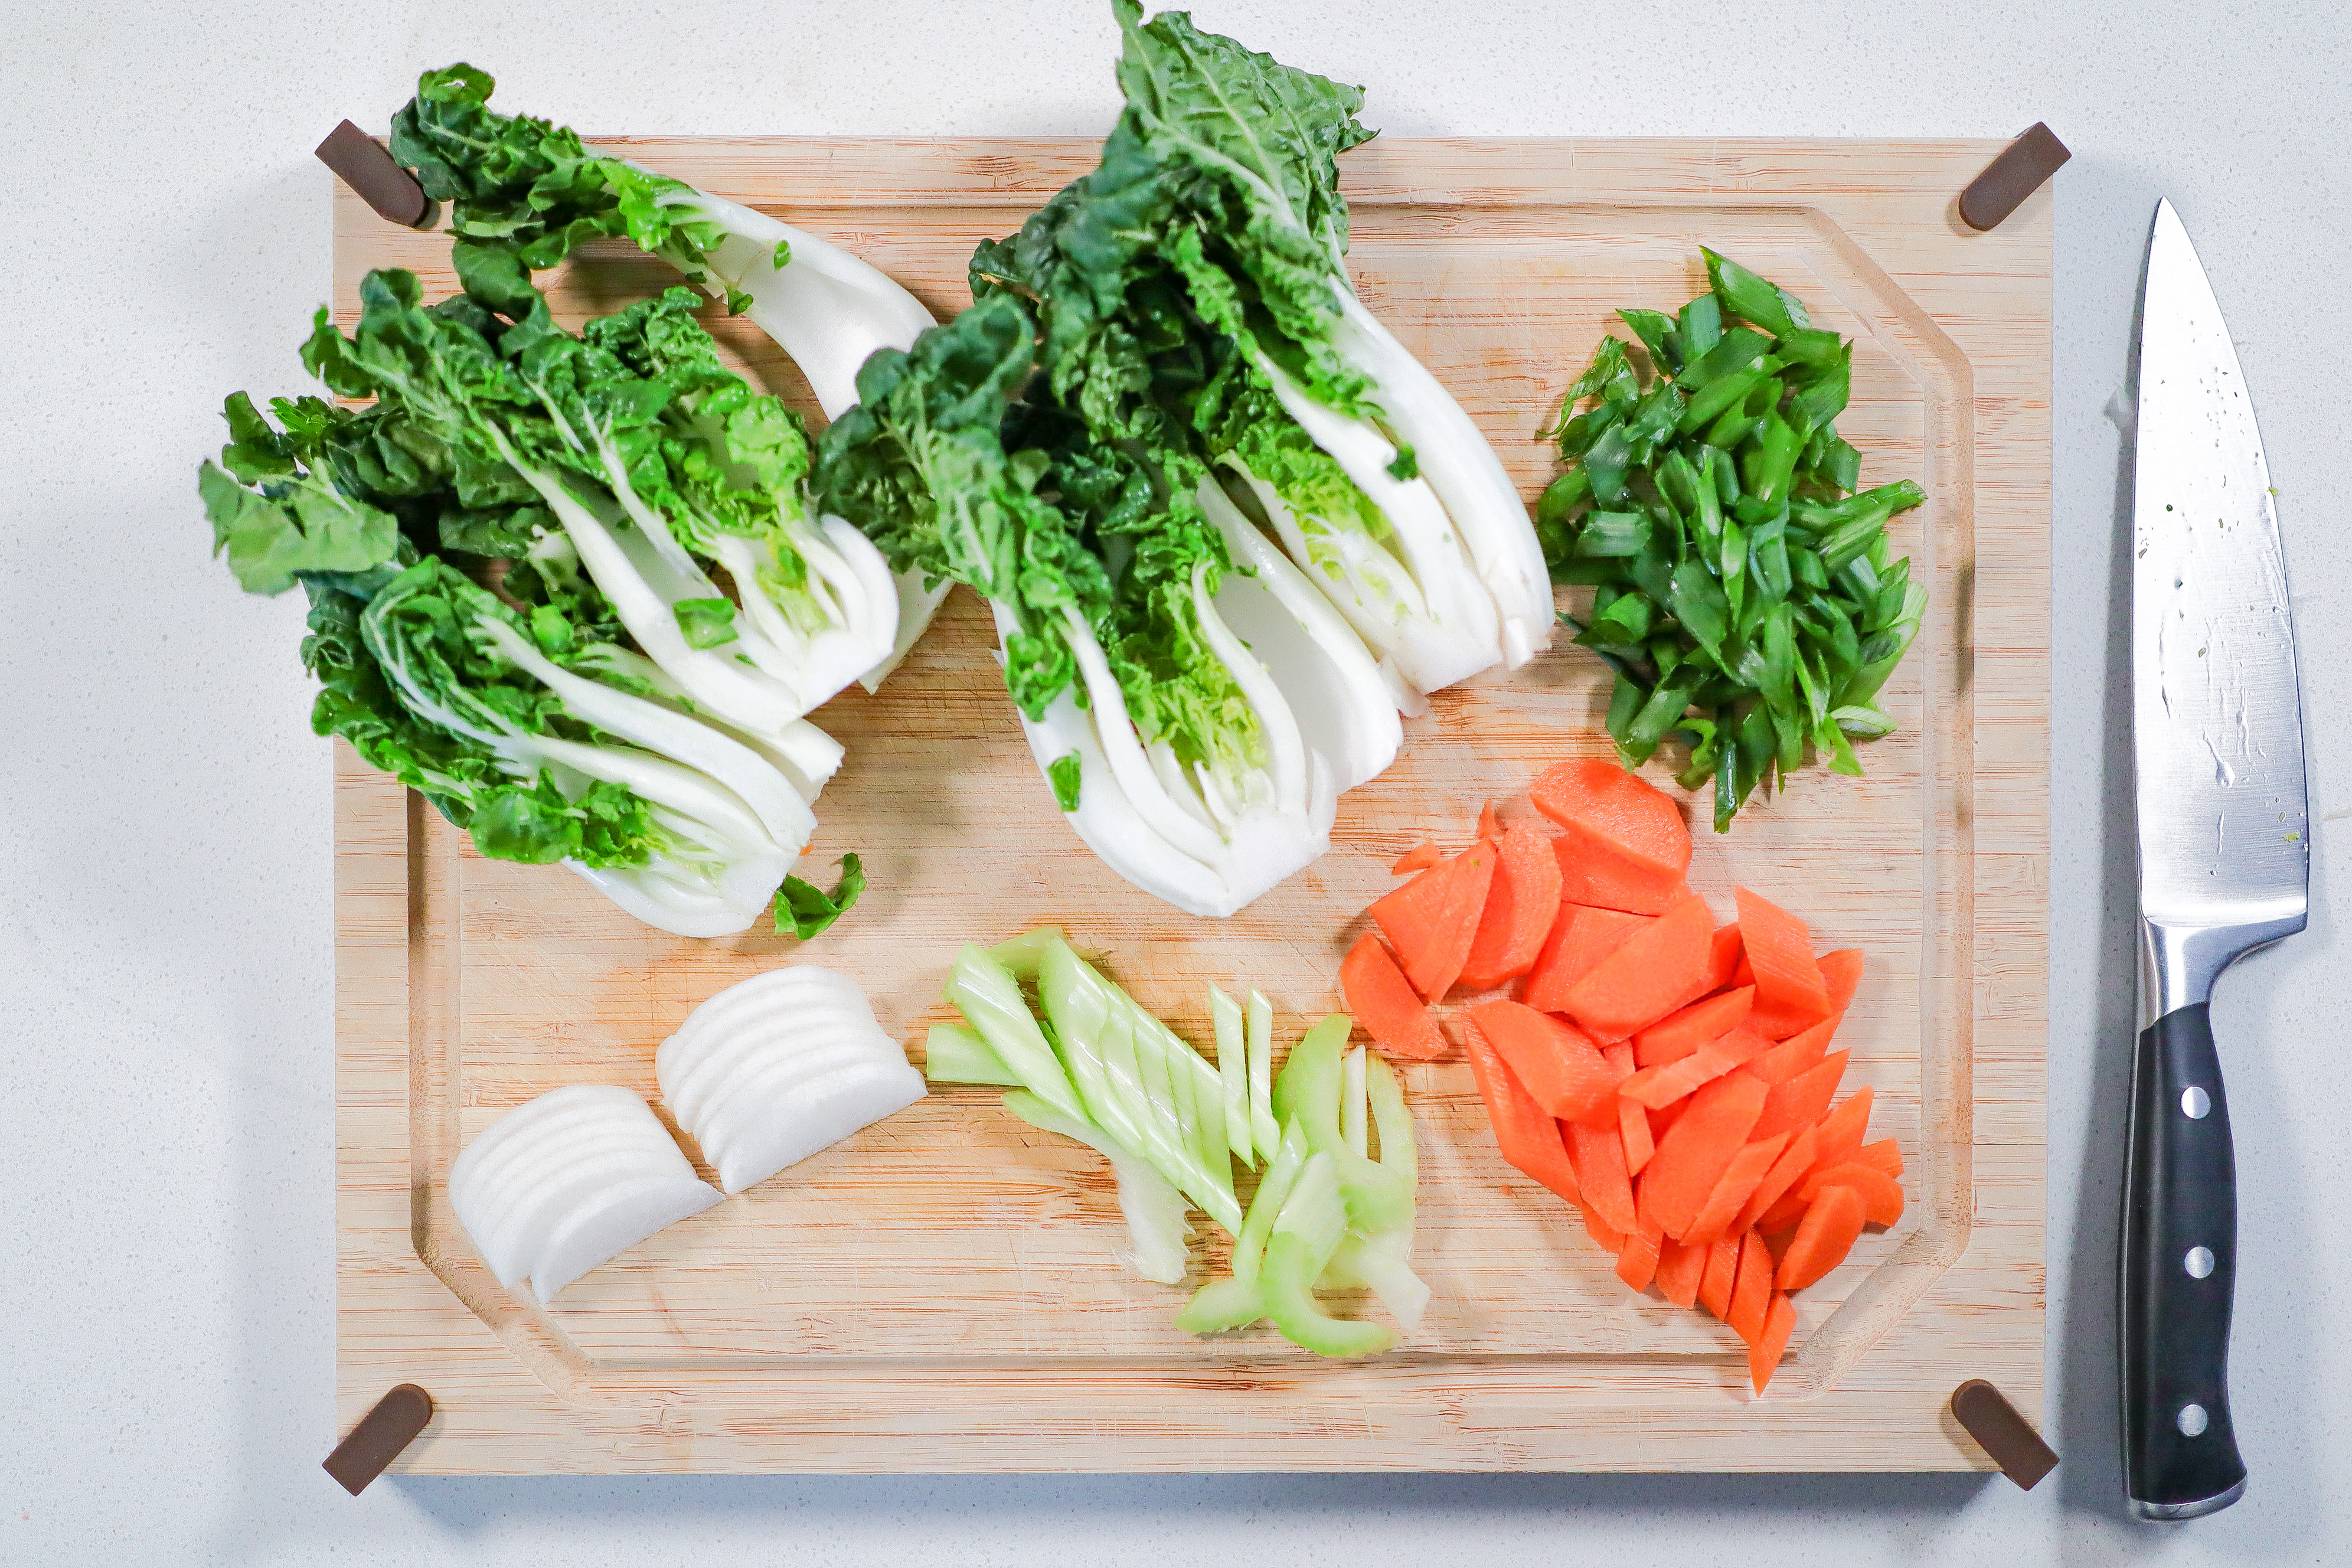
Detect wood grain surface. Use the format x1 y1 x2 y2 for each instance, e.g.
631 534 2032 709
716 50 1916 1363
332 136 2049 1472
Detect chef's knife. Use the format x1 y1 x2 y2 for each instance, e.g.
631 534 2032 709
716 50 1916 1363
2124 198 2308 1520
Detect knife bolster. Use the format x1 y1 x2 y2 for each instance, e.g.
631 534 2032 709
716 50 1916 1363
2135 915 2305 1031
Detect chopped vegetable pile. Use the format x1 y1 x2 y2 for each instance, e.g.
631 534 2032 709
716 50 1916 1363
925 926 1423 1355
1538 251 1928 831
1335 758 1902 1394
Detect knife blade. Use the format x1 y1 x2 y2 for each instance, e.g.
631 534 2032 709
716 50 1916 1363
2124 198 2308 1521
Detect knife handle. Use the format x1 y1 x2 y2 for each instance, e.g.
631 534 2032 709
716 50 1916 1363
2122 1002 2245 1518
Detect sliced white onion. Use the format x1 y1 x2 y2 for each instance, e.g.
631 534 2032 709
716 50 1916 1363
531 1173 725 1302
655 965 927 1197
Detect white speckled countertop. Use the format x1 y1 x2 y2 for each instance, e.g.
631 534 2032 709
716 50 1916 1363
4 2 2348 1562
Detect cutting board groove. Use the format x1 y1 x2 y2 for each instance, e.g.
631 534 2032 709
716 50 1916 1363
334 136 2047 1472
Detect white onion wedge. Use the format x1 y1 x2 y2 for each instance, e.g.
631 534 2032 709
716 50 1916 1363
531 1173 725 1302
655 965 927 1197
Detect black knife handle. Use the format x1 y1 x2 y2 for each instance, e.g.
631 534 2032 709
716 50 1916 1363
2122 1002 2245 1517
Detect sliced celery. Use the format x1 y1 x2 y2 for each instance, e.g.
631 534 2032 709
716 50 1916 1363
1260 1154 1396 1358
1210 984 1254 1165
1364 1053 1417 1186
1321 1231 1430 1331
1174 1118 1312 1335
923 1022 1022 1086
1246 987 1278 1155
943 944 1083 1121
1342 1044 1368 1156
989 925 1067 981
1275 1015 1413 1233
1003 1090 1192 1285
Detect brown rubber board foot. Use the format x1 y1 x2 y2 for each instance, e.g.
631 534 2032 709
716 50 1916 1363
324 1384 434 1495
1958 124 2070 231
1951 1378 2059 1489
315 120 436 229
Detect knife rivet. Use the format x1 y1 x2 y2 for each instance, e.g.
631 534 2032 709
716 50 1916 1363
2178 1403 2209 1438
2185 1246 2215 1278
2181 1086 2211 1119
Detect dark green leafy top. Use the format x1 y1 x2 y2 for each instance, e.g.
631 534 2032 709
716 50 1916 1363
1540 250 1928 831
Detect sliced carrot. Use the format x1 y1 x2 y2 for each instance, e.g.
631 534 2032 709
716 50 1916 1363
1339 934 1449 1060
1468 1000 1619 1124
1727 1227 1773 1345
1368 864 1449 972
1390 840 1442 874
1732 1123 1819 1236
1530 759 1692 880
1856 1137 1904 1179
1656 1236 1708 1309
1799 1162 1905 1226
1750 1050 1849 1142
1747 1013 1840 1084
1810 1086 1876 1171
1683 1132 1791 1248
1459 821 1566 991
1619 1088 1657 1177
1632 986 1755 1068
1634 1070 1768 1238
1567 1115 1638 1236
1818 948 1864 1012
1618 1027 1772 1112
1560 893 1714 1040
1579 1200 1627 1255
1750 1292 1797 1395
1521 903 1649 1013
1370 842 1498 1001
1777 1185 1866 1290
1697 1232 1742 1319
1733 887 1830 1016
1461 1018 1579 1205
1704 925 1746 994
1615 1219 1665 1291
1555 842 1691 916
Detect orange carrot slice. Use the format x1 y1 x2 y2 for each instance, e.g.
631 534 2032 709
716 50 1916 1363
1798 1162 1905 1226
1555 844 1691 916
1462 1018 1580 1205
1657 1236 1708 1309
1747 1013 1840 1084
1632 986 1755 1068
1390 840 1443 874
1459 821 1567 990
1568 1115 1638 1236
1370 842 1498 1000
1618 1026 1772 1112
1777 1185 1867 1290
1818 948 1864 1012
1698 1232 1742 1319
1809 1086 1876 1170
1560 893 1713 1039
1579 1200 1627 1255
1704 925 1746 992
1368 864 1449 971
1521 903 1649 1012
1619 1086 1657 1177
1733 887 1830 1016
1751 1050 1850 1142
1856 1137 1903 1179
1530 759 1692 881
1476 801 1501 841
1750 1292 1797 1395
1634 1070 1768 1238
1727 1227 1774 1344
1732 1123 1819 1236
1683 1132 1791 1247
1468 1000 1619 1123
1615 1219 1665 1291
1339 934 1448 1061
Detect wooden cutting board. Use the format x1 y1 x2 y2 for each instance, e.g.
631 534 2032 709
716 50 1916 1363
332 136 2049 1473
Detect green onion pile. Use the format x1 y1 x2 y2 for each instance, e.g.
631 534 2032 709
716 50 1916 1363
1537 250 1928 831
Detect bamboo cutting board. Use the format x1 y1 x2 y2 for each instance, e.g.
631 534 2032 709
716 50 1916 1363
333 136 2049 1472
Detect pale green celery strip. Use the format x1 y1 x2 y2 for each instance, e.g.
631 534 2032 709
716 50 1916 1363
1036 939 1149 1158
1210 984 1253 1165
923 1022 1021 1086
1246 988 1279 1155
990 925 1066 981
943 944 1083 1121
1235 1119 1312 1284
1365 1054 1418 1187
1342 1044 1368 1156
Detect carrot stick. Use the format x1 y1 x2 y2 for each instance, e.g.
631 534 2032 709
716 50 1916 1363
1461 1018 1579 1204
1731 1124 1819 1236
1856 1137 1904 1179
1520 903 1650 1014
1615 1219 1665 1291
1698 1232 1742 1319
1619 1086 1657 1177
1750 1292 1798 1395
1476 801 1501 841
1390 841 1442 874
1727 1227 1774 1345
1798 1162 1905 1226
1458 821 1566 990
1656 1236 1707 1309
1338 934 1448 1060
1703 925 1745 995
1747 1012 1840 1084
1554 842 1691 916
1634 1070 1768 1238
1632 986 1755 1069
1682 1132 1791 1248
1810 1086 1876 1170
1750 1050 1849 1142
1578 1200 1626 1255
1412 839 1498 1000
1777 1185 1866 1291
1469 999 1619 1123
1818 948 1865 1012
1560 892 1714 1040
1733 887 1830 1015
1568 1115 1638 1236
